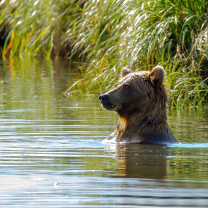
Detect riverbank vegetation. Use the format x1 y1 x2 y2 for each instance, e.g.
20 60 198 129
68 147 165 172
0 0 207 107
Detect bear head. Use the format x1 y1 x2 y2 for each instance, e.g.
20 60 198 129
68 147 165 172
99 66 167 118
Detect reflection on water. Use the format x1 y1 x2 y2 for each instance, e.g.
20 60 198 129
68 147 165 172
117 144 168 179
0 58 208 207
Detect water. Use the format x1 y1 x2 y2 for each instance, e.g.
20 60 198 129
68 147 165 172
0 58 207 207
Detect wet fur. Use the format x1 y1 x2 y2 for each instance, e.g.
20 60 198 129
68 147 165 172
99 66 179 144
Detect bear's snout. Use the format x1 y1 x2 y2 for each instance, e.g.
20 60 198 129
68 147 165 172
99 94 109 102
99 94 116 110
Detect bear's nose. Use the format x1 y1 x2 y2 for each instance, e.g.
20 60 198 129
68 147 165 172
99 94 109 102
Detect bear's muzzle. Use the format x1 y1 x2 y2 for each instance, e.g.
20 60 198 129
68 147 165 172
99 94 116 110
99 94 109 102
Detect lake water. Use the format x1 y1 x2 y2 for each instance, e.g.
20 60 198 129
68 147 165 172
0 58 207 207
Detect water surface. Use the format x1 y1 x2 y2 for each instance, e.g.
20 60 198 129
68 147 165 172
0 58 207 207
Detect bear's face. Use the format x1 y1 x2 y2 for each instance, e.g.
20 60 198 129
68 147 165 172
99 66 165 116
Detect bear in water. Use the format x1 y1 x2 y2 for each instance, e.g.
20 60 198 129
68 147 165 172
99 66 179 144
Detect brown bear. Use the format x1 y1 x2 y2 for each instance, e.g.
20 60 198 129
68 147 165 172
99 66 179 144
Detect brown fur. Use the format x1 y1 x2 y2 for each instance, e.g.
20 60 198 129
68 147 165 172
99 66 179 144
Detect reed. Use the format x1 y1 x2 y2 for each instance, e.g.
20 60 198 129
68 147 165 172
0 0 207 107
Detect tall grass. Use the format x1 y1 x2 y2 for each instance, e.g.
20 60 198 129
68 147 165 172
0 0 208 107
0 0 84 57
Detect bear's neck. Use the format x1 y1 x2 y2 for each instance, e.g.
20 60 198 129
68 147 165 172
116 110 168 143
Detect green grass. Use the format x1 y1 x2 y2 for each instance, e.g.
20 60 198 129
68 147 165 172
0 0 208 107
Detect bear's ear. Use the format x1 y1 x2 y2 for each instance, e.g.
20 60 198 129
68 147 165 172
149 66 165 86
120 67 132 78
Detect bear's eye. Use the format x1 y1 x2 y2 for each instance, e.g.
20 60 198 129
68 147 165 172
123 84 130 92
